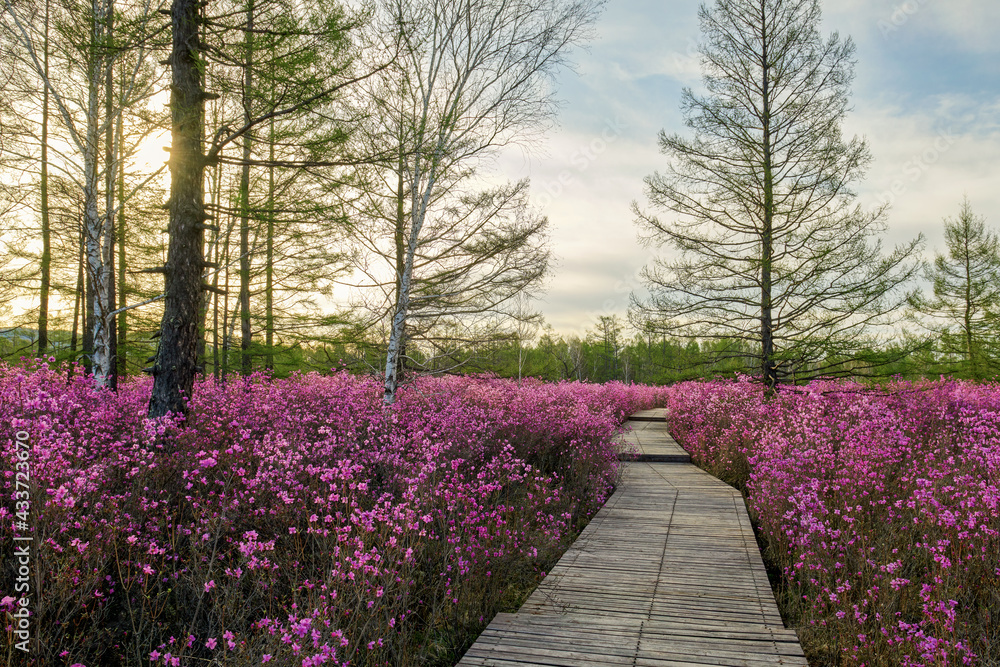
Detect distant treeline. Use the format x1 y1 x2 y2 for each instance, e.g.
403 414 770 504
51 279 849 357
2 310 992 386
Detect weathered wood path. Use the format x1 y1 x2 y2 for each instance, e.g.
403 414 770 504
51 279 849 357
456 409 806 666
618 410 691 463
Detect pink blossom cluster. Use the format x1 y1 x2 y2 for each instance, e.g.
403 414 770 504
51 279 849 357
666 376 1000 666
0 360 666 666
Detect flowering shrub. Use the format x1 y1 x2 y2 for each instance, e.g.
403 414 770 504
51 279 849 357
0 361 667 666
666 377 1000 666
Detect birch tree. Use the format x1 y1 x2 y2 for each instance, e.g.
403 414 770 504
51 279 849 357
360 0 602 405
1 0 166 386
342 170 550 385
632 0 922 389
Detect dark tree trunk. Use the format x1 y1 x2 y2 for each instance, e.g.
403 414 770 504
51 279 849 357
38 0 51 356
117 135 128 376
148 0 207 417
964 242 975 376
759 7 777 392
209 158 222 381
239 0 254 376
71 219 85 370
212 246 220 380
264 119 274 371
197 290 207 375
221 222 231 380
83 243 95 375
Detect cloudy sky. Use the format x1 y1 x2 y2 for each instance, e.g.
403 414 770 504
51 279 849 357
493 0 1000 336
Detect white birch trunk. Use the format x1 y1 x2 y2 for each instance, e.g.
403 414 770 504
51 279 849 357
382 282 409 404
84 0 113 388
383 171 430 405
382 58 440 405
377 0 593 402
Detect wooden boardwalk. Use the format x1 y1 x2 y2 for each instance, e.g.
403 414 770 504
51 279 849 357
618 409 691 463
456 411 806 667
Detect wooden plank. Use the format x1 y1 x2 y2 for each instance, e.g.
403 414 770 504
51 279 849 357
617 419 693 462
628 408 668 421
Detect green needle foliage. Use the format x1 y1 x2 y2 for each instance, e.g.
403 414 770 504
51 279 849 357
910 197 1000 379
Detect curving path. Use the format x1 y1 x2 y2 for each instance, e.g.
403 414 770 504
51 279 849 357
456 409 807 666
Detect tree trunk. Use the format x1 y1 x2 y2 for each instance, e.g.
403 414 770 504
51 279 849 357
964 233 975 376
148 0 208 418
220 216 233 382
83 0 114 388
104 0 118 390
82 41 100 379
37 0 51 356
238 0 255 376
71 218 85 368
197 284 207 376
83 234 95 375
265 117 274 371
239 173 252 374
117 122 128 377
209 141 224 381
384 156 410 404
212 238 220 380
221 212 232 381
383 293 409 404
759 6 777 391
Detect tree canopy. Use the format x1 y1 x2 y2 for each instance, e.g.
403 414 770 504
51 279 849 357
632 0 922 388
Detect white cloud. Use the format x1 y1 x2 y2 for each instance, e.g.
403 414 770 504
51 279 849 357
497 126 660 336
491 0 1000 335
845 94 1000 253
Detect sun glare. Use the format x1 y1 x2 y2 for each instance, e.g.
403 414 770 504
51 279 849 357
133 128 171 173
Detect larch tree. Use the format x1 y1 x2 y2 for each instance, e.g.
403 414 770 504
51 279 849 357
149 0 376 416
909 198 1000 379
586 315 623 383
353 0 602 405
631 0 922 389
202 0 357 377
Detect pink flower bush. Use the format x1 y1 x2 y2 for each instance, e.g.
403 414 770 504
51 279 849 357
0 360 666 666
666 377 1000 666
